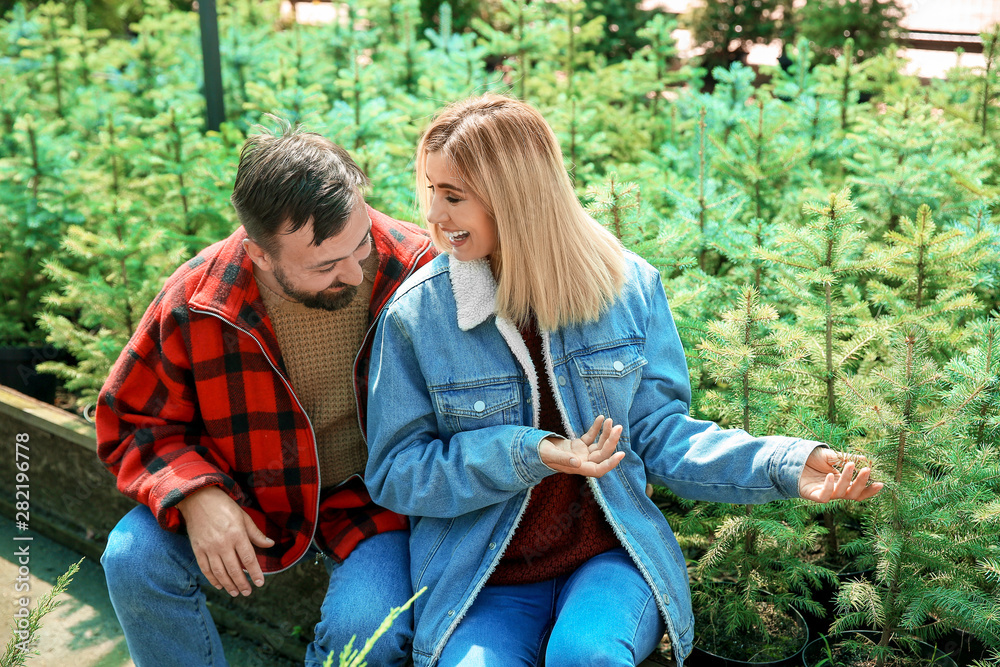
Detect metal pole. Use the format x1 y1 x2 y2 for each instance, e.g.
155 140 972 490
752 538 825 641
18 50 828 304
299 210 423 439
198 0 225 132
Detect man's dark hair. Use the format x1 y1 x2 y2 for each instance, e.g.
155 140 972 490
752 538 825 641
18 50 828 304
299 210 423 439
231 118 370 257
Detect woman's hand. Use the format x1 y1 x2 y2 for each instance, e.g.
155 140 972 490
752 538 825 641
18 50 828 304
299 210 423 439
798 447 884 503
540 415 625 478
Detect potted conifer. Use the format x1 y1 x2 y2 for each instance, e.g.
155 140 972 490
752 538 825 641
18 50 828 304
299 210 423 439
684 285 829 666
814 325 1000 666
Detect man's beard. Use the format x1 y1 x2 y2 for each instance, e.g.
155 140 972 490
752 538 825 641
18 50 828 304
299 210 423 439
272 264 359 311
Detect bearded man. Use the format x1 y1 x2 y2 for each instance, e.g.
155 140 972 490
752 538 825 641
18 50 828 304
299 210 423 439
97 122 435 667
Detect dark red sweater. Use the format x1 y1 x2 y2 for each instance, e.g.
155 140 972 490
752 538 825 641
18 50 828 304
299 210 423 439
488 318 620 585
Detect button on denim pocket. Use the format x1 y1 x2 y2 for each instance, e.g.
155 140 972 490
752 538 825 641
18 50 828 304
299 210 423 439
430 381 522 433
572 344 647 419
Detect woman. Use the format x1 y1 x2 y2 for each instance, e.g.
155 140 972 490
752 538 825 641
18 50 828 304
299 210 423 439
364 94 881 667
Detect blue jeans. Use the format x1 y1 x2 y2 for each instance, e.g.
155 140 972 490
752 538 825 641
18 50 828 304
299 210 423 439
437 548 664 667
102 505 413 667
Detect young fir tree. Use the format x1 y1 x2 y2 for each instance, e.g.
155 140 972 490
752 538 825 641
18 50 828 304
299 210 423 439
755 189 899 562
923 42 1000 167
140 107 235 254
323 98 423 221
977 24 1000 139
13 2 74 119
835 326 1000 663
0 113 80 344
796 0 904 65
374 0 423 95
218 0 275 129
711 95 811 275
0 5 40 159
37 112 184 409
315 0 360 81
756 189 896 434
585 170 724 396
768 36 817 102
244 37 330 130
532 0 610 184
635 12 696 140
695 61 757 143
571 11 701 181
687 285 830 657
470 0 550 101
936 315 1000 453
866 204 992 350
103 0 202 119
813 38 866 134
666 107 747 277
844 97 988 234
765 37 849 175
421 2 494 102
586 172 676 274
856 47 922 104
959 199 1000 317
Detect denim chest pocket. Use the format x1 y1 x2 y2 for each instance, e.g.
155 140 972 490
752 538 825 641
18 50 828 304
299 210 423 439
430 381 522 434
572 344 647 417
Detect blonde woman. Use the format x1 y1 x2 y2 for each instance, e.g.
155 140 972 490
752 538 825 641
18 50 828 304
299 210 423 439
364 94 881 667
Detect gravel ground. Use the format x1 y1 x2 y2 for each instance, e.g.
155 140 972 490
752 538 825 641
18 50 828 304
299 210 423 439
0 516 298 667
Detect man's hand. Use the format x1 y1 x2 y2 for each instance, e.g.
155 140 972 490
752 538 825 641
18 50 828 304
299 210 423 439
799 447 884 503
540 415 625 478
176 486 274 597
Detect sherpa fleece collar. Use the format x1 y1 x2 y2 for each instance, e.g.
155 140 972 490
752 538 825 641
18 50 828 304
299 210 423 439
445 254 543 429
448 256 499 332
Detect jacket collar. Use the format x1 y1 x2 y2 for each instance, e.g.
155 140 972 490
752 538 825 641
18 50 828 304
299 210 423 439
449 256 498 331
367 206 434 319
447 254 543 429
186 226 268 335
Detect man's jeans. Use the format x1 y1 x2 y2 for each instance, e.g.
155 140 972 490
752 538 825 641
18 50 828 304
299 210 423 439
101 505 412 667
436 548 665 667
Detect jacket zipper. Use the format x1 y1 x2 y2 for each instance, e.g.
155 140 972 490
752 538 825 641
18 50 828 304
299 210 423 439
187 306 321 575
540 331 681 659
186 239 433 571
428 315 539 665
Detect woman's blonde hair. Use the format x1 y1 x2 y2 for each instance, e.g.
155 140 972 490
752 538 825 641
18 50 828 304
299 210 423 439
416 94 625 331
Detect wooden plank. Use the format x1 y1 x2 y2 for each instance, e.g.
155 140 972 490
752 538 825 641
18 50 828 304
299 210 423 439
0 385 96 451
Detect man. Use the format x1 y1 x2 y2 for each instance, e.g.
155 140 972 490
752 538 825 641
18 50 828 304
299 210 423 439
97 121 435 667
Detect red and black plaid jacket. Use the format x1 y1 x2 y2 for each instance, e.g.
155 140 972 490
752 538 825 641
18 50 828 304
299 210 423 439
96 206 436 572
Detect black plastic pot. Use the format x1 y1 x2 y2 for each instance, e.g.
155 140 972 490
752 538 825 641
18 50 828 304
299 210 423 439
933 627 987 666
802 630 958 667
691 607 810 667
0 345 65 403
802 567 873 638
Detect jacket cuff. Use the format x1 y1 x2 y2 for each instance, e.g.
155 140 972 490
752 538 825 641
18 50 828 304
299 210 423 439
148 461 232 531
512 428 560 486
770 437 825 499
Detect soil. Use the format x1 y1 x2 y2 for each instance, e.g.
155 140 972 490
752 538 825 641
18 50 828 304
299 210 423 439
694 601 807 663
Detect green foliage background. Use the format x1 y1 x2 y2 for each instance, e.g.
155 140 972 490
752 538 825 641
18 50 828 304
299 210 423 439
1 0 999 661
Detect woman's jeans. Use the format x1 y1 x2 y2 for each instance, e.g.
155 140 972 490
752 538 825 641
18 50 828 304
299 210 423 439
101 505 412 667
437 548 665 667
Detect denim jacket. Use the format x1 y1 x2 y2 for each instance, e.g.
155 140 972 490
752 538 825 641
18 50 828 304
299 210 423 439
366 251 820 667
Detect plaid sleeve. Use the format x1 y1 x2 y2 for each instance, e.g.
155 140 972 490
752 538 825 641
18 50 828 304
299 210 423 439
96 298 233 532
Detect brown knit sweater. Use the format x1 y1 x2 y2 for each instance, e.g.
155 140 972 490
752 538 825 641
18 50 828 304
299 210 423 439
488 317 620 585
256 251 378 490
